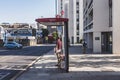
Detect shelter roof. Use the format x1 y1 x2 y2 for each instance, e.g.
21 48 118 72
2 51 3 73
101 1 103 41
35 18 68 26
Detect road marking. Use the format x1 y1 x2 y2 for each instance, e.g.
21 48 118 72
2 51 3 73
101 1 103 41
10 56 43 80
0 73 10 80
0 50 9 52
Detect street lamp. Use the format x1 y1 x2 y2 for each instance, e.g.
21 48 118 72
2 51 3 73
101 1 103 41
55 0 58 17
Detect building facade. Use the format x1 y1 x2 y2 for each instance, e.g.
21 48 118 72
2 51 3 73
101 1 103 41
113 0 120 54
0 26 5 40
0 26 5 46
0 23 36 46
69 0 83 44
58 0 69 18
83 0 120 54
58 0 83 44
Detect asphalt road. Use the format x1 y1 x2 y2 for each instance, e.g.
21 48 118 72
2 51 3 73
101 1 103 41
0 45 54 80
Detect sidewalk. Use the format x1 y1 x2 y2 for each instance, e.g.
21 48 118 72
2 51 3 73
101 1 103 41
16 49 120 80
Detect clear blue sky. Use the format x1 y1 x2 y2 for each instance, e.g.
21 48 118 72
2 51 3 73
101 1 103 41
0 0 55 23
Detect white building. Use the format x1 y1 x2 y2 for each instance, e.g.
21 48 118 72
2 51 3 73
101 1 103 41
0 26 5 40
83 0 112 53
69 0 83 44
113 0 120 54
83 0 120 54
58 0 83 44
58 0 69 18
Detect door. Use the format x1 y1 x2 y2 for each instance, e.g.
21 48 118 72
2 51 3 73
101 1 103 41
101 32 112 53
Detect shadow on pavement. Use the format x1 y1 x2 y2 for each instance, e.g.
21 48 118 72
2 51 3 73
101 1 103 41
17 53 120 80
0 69 21 80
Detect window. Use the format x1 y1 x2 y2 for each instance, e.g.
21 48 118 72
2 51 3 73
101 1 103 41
76 2 79 5
109 0 112 8
77 24 79 30
76 30 79 35
77 37 79 43
76 10 79 13
109 0 112 27
76 18 79 22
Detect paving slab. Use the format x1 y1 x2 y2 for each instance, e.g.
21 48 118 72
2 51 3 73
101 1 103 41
16 48 120 80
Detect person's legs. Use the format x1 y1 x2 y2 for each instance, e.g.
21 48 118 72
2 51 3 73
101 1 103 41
57 53 61 66
55 53 59 66
55 50 63 68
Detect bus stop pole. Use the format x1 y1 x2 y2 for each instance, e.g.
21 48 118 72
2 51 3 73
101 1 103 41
64 21 69 72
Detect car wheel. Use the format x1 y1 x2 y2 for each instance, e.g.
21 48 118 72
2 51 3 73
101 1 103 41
15 46 18 49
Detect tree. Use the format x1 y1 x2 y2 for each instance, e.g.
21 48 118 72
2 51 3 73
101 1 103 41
41 29 49 38
52 31 58 40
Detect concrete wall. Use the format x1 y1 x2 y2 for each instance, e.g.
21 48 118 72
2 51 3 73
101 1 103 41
93 0 109 32
113 0 120 54
92 0 110 53
93 32 101 53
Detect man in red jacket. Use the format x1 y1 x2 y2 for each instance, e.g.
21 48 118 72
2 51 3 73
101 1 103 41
55 36 63 67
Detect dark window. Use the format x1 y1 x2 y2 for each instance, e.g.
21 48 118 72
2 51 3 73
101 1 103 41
109 0 112 7
76 2 79 5
77 24 79 30
76 18 79 22
76 10 79 13
77 37 79 43
77 30 79 35
109 0 112 27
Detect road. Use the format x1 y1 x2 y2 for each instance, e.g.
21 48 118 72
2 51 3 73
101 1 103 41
0 45 54 80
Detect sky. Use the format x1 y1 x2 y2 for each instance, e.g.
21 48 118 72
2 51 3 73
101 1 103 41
0 0 55 24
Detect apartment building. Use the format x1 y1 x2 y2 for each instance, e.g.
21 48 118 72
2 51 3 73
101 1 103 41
113 0 120 54
83 0 120 54
58 0 69 18
58 0 83 44
69 0 83 44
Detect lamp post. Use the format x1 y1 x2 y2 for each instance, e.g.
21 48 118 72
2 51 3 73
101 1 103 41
55 0 57 17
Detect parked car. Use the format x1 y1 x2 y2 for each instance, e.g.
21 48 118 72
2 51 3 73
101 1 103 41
4 42 23 49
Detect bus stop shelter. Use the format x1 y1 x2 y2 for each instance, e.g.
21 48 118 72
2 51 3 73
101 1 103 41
35 18 69 72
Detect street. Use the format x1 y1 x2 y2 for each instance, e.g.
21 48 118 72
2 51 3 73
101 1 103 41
0 45 54 80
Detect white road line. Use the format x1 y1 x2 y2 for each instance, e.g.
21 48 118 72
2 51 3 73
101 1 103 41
0 50 8 52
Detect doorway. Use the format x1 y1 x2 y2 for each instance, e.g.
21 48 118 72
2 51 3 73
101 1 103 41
101 32 112 53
